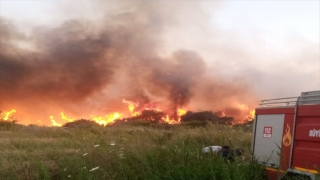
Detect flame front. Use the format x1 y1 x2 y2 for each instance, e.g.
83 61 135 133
2 101 252 126
46 101 187 126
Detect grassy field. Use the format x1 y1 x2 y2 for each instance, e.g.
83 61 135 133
0 119 269 180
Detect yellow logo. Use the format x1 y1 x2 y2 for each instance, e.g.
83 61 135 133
282 123 292 146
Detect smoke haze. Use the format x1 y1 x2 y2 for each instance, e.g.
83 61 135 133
0 1 318 124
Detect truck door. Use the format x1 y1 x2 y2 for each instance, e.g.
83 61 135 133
253 114 285 167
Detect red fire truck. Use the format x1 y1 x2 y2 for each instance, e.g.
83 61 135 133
252 90 320 180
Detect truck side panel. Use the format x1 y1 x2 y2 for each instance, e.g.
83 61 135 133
292 104 320 171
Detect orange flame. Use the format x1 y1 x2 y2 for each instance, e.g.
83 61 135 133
249 110 255 119
50 112 123 126
162 115 179 124
177 108 186 116
90 112 123 126
122 99 140 116
122 99 137 112
234 103 256 123
160 108 186 124
4 101 251 126
1 109 16 121
50 116 62 127
61 112 75 122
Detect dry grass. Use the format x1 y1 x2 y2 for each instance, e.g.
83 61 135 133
0 121 266 180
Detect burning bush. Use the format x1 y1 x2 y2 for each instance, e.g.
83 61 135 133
55 110 239 129
0 111 21 130
116 110 166 125
136 110 166 123
180 111 234 125
63 119 100 128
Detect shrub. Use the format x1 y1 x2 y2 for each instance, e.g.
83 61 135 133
181 111 234 125
63 119 100 128
0 111 22 130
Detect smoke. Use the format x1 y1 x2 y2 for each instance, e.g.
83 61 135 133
3 0 316 124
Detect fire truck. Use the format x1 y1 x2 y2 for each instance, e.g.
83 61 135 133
252 90 320 180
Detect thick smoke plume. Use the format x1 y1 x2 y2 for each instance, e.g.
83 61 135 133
0 1 257 124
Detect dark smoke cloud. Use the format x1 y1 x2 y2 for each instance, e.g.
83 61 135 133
1 19 114 102
0 1 257 124
152 50 206 107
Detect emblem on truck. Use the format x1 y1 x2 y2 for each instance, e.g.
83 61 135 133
282 123 292 146
309 129 320 137
263 126 272 138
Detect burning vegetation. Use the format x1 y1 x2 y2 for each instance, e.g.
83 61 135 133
0 1 257 126
1 105 253 127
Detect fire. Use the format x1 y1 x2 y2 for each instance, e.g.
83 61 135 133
50 112 123 126
61 112 75 122
122 99 141 116
1 109 16 121
161 108 186 124
50 112 75 126
250 110 255 119
163 115 178 124
0 104 190 126
2 101 251 126
177 108 186 116
50 116 62 127
121 99 186 124
90 112 123 126
234 103 256 122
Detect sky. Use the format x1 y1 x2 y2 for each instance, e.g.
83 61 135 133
1 0 319 42
1 0 319 97
0 0 319 124
213 0 319 44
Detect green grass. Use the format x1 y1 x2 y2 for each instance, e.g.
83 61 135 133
0 119 270 180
